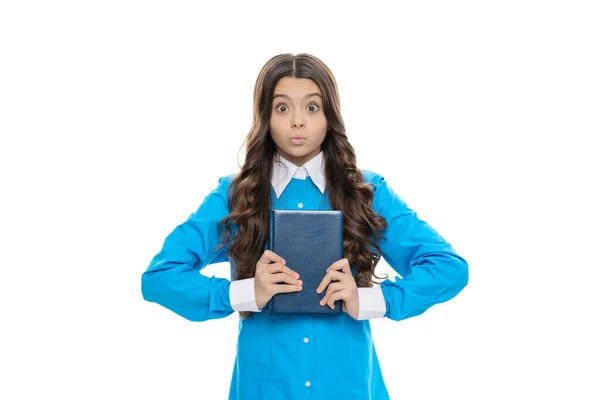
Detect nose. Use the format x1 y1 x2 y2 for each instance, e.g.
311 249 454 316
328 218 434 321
291 110 305 129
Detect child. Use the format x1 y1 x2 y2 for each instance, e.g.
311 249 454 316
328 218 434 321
141 53 469 400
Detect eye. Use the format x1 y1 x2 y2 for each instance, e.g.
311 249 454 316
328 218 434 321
307 103 320 112
274 102 321 113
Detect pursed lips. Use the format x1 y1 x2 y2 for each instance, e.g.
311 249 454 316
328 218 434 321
290 136 306 145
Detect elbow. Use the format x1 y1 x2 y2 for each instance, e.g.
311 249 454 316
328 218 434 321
435 255 469 302
141 269 161 303
451 257 469 295
426 257 468 307
140 268 216 323
141 271 153 302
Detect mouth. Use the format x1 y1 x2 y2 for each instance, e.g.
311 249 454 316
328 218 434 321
290 136 305 145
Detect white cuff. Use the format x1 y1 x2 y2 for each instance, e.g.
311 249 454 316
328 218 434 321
230 278 261 312
357 286 386 320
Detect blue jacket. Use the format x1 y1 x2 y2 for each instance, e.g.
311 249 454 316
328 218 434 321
141 170 469 399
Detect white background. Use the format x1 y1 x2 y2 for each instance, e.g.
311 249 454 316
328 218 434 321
1 1 598 399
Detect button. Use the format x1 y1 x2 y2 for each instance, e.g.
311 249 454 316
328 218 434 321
303 337 310 343
294 168 307 179
305 381 311 387
297 202 304 208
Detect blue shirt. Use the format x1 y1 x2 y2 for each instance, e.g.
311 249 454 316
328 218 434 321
141 169 469 399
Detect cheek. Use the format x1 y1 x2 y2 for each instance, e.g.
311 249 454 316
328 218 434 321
269 119 285 142
316 116 328 136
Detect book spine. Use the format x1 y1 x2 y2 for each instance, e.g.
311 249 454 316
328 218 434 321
266 209 275 316
337 212 344 314
339 212 344 259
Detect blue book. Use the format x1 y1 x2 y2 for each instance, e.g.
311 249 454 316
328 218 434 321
266 209 344 317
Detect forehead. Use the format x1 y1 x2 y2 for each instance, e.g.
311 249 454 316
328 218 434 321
273 77 321 94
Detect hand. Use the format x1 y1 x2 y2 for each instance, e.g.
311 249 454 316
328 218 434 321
254 250 303 310
316 258 359 320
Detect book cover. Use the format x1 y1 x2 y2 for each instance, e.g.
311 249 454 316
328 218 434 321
266 209 344 317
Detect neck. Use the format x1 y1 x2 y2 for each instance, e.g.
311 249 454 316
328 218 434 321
277 147 320 167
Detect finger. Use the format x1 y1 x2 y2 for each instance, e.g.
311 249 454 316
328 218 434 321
319 282 344 306
323 282 344 301
326 289 347 309
316 270 346 294
316 273 331 295
266 263 300 280
274 283 303 294
329 258 351 274
259 261 284 274
269 273 303 286
258 250 286 265
321 289 346 309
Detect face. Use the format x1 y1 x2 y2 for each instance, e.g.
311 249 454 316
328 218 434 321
269 77 328 166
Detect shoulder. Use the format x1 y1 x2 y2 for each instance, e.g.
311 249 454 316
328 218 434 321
196 173 238 205
360 169 386 188
211 172 238 193
218 172 237 186
360 169 402 210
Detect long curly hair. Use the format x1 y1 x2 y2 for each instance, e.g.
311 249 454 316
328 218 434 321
215 53 388 319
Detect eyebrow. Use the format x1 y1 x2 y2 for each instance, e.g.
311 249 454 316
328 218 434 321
273 93 322 101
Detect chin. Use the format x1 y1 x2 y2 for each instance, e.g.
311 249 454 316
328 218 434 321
284 147 313 157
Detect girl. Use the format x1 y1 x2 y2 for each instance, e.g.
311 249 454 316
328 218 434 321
141 53 469 400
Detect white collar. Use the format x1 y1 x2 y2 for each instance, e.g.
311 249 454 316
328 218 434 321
271 151 326 198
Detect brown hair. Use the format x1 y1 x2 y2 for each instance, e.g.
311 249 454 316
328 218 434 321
215 53 388 318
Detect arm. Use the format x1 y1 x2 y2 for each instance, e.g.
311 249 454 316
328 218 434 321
141 175 259 321
367 174 469 321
